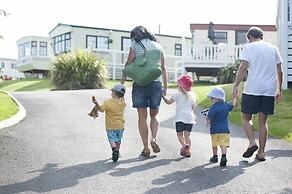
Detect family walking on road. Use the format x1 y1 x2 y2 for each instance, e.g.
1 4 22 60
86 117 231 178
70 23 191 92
90 26 283 165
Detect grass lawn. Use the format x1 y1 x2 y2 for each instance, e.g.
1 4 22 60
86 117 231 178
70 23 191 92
0 79 133 93
104 80 133 89
0 91 19 121
196 83 292 143
1 79 291 142
0 79 54 92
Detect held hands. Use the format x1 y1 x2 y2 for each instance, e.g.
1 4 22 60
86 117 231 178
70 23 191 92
232 86 238 99
275 89 282 104
162 88 167 96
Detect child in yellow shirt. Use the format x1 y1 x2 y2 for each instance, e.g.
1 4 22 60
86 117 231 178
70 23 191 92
92 84 126 162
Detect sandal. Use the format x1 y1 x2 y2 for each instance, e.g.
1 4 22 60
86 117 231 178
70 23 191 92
141 148 150 157
150 140 160 153
242 145 258 158
255 154 266 161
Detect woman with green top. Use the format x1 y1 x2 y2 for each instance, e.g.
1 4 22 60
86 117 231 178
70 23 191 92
121 26 168 157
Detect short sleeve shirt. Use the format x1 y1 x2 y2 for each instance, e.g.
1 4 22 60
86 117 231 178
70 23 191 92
239 41 282 96
171 92 196 124
130 39 163 57
100 98 126 130
207 101 233 134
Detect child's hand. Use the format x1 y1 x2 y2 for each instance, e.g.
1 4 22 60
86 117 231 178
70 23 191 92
205 121 210 127
162 89 167 96
92 96 98 104
88 105 99 119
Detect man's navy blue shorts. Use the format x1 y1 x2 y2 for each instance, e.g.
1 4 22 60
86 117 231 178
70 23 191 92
241 93 275 115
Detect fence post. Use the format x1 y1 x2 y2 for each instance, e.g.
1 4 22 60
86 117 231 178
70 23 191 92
224 45 228 66
281 0 288 89
112 50 116 80
174 60 178 82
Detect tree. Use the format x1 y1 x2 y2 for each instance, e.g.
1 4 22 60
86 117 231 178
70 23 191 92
217 60 244 84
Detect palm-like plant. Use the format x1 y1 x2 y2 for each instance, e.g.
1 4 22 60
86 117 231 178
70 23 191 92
51 50 107 90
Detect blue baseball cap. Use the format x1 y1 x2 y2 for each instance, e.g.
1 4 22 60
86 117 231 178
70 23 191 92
112 83 126 94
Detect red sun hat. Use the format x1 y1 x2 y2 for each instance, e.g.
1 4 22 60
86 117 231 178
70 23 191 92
177 75 193 91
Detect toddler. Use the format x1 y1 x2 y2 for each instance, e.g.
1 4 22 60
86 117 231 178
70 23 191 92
205 87 236 166
91 83 126 162
162 75 196 157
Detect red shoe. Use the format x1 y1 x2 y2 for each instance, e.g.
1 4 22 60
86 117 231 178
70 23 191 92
180 144 190 157
185 150 191 157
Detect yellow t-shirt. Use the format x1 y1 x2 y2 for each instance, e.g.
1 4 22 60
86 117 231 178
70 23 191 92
100 98 126 130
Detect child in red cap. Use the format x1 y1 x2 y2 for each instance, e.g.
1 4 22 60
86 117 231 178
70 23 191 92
162 75 197 157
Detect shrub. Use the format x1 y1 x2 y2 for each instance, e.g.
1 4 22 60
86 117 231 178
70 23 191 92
217 60 240 84
51 50 107 90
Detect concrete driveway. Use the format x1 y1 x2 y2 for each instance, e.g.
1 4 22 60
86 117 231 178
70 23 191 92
0 89 291 194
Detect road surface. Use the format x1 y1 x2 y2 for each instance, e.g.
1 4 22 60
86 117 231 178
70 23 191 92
0 89 291 194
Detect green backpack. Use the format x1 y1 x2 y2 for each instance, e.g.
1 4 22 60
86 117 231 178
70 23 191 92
123 49 162 86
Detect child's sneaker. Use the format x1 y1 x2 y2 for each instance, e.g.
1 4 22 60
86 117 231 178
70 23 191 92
209 155 218 163
112 149 119 162
220 156 227 167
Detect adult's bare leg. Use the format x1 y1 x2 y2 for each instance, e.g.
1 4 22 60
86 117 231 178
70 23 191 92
241 113 257 147
257 112 268 157
149 108 159 141
137 108 149 149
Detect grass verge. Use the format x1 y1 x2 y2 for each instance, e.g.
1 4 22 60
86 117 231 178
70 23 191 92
0 79 54 92
0 91 19 121
197 83 292 143
1 79 291 142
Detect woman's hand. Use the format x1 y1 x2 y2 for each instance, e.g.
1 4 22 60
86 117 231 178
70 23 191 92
162 88 167 96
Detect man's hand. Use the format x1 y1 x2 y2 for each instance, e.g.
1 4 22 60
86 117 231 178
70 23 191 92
275 89 282 103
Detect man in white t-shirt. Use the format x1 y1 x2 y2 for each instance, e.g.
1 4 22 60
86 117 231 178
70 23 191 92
232 27 283 161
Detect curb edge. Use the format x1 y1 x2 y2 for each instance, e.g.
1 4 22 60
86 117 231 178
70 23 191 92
0 90 26 129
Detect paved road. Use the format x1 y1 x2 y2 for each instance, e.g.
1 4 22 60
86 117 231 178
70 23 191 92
0 89 291 194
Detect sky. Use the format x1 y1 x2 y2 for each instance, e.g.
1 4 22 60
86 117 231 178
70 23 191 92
0 0 278 59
